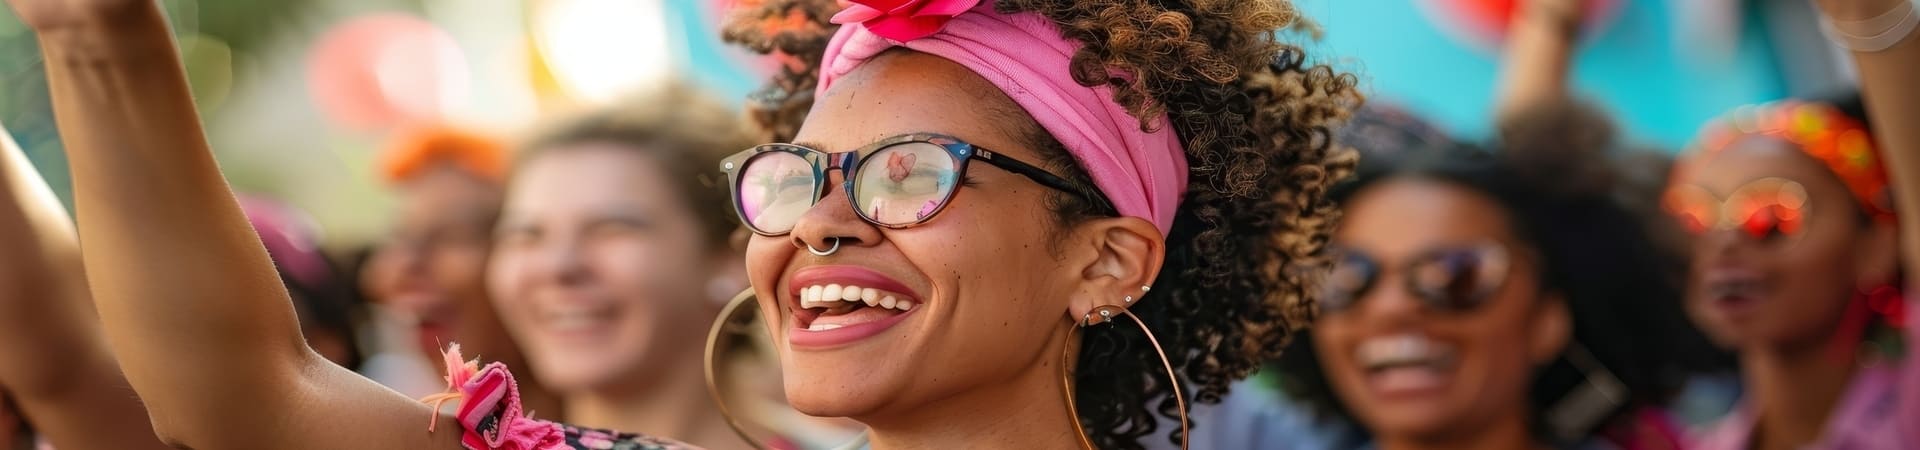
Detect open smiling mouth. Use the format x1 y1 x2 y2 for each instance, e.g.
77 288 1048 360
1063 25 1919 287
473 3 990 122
787 282 921 348
797 283 917 330
1701 269 1766 315
1356 333 1459 397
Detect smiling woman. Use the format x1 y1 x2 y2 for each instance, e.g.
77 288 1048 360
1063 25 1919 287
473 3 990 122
716 0 1359 448
1673 96 1918 450
482 85 766 448
1276 100 1712 450
0 0 1351 447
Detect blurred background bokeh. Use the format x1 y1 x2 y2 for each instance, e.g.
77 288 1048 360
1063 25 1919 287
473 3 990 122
1 0 766 244
0 0 1853 245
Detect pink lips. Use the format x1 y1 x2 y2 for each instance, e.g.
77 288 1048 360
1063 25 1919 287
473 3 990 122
785 265 922 349
788 307 920 348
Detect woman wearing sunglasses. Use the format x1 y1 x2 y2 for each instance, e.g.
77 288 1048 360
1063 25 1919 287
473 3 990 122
1671 95 1918 450
0 0 1355 447
1278 100 1708 450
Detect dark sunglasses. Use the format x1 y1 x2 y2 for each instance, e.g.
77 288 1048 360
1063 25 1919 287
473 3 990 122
1664 177 1811 244
720 133 1096 236
1319 243 1514 315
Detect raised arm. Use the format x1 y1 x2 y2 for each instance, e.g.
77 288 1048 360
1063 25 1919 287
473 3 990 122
1817 0 1920 281
1495 0 1584 121
0 121 169 449
1813 0 1920 432
3 1 460 447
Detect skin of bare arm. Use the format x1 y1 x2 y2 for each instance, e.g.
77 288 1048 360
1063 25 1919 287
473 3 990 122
1812 0 1920 432
0 121 171 449
3 1 464 447
1816 0 1920 283
1495 0 1582 120
1816 0 1920 438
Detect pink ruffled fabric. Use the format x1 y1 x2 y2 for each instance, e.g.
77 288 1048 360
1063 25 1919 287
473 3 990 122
421 345 701 450
424 344 569 450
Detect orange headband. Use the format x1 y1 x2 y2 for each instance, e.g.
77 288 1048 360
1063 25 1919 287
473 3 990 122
1692 100 1894 222
379 126 508 185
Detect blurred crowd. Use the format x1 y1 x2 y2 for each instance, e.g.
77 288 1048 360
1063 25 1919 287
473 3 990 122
0 0 1915 449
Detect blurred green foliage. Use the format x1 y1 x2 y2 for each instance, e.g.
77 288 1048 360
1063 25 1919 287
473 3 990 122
0 0 367 206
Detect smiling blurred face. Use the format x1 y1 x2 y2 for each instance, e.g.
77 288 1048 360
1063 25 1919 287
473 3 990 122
490 144 725 393
364 166 508 360
1670 138 1882 350
743 51 1080 420
1313 178 1561 441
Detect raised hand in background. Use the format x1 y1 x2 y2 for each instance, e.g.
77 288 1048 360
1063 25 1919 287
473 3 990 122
0 0 465 447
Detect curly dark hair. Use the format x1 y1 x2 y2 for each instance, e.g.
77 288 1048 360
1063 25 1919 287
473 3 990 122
1276 99 1725 446
724 1 1359 448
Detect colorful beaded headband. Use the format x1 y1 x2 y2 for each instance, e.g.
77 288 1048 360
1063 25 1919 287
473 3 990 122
1691 100 1894 223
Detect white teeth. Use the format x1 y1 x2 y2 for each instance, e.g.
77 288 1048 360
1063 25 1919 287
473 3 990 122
796 284 918 311
1356 334 1455 371
800 285 839 309
542 307 609 332
808 322 844 331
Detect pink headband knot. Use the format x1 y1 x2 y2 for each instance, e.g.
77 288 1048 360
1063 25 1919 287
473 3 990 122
820 0 1189 235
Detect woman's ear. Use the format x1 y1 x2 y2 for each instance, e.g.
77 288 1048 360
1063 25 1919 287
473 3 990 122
1528 293 1573 366
1064 217 1166 324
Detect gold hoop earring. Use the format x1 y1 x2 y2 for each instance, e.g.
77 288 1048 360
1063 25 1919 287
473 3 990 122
705 289 870 450
1060 304 1189 450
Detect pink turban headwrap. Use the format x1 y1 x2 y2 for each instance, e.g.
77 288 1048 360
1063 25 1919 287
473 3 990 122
818 0 1189 236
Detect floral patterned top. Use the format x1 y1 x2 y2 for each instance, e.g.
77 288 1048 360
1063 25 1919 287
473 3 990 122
423 345 702 450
